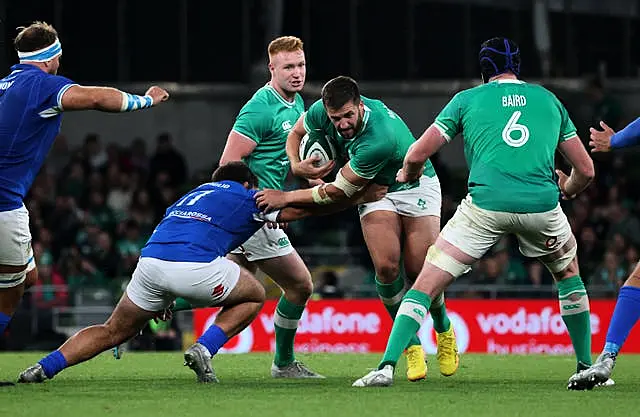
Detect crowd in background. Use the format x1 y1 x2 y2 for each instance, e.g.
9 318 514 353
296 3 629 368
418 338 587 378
22 79 640 314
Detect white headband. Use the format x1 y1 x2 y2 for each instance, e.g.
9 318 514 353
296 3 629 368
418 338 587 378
18 39 62 62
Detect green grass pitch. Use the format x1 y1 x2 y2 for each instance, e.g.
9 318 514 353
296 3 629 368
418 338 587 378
1 352 638 417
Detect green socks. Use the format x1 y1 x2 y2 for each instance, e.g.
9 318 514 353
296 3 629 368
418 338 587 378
557 276 592 366
376 275 422 348
273 295 305 367
379 289 432 369
172 297 193 312
430 292 451 333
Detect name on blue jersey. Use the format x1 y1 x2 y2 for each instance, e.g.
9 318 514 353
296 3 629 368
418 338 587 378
0 81 14 90
167 209 212 222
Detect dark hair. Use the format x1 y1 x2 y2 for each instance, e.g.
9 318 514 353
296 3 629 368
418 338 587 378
211 161 258 188
321 76 361 110
478 37 521 82
14 21 58 53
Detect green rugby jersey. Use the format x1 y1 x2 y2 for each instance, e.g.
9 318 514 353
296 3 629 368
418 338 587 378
232 84 304 190
303 96 436 192
434 79 578 213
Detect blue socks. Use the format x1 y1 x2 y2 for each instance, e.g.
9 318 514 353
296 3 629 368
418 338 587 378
38 350 68 379
197 324 229 356
604 286 640 356
0 312 10 335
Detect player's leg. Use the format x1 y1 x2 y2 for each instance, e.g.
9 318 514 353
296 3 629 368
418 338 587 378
360 204 427 380
0 206 36 343
354 197 500 387
254 250 324 378
396 175 458 376
568 263 640 390
515 206 592 373
18 291 156 383
182 260 265 383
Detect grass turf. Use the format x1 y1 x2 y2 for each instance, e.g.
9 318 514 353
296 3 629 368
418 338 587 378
0 352 637 417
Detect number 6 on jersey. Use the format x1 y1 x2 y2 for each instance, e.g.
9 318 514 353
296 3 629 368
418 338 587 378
502 110 530 147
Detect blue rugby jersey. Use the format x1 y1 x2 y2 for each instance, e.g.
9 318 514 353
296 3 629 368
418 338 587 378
141 181 274 262
0 64 76 211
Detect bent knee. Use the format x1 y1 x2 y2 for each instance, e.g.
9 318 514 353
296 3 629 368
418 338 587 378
375 262 400 284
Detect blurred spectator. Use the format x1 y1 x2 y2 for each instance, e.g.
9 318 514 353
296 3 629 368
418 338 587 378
31 263 68 310
586 75 622 131
82 133 108 173
591 251 627 291
149 133 187 187
117 219 145 275
129 138 150 174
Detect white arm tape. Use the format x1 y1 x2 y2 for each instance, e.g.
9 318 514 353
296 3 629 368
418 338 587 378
311 185 333 205
253 211 281 222
332 170 365 198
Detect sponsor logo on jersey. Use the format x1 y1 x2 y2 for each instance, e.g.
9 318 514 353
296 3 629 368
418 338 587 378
282 120 292 131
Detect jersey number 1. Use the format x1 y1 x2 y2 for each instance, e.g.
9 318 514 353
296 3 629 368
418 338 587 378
176 190 214 206
502 111 530 148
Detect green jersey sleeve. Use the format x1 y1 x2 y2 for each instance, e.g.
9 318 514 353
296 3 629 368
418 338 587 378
433 92 463 141
232 104 271 144
303 100 326 132
558 101 578 142
349 135 394 180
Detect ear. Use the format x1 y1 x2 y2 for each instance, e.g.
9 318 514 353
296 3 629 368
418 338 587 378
243 181 250 189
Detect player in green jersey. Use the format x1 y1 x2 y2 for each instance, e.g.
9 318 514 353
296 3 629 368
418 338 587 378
257 76 459 381
353 37 596 387
189 36 324 378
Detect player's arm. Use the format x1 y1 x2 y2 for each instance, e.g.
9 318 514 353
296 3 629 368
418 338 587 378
557 136 595 199
256 163 370 211
399 125 448 183
590 119 640 152
60 85 168 112
400 94 461 183
220 131 257 165
265 183 386 222
287 113 335 179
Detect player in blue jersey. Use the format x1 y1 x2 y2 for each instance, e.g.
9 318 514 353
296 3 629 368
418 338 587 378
17 161 384 384
568 119 640 389
0 21 168 384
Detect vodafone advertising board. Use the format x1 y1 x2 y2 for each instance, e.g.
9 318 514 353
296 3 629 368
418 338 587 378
192 299 640 354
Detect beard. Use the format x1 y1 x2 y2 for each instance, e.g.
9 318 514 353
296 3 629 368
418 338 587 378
339 110 363 139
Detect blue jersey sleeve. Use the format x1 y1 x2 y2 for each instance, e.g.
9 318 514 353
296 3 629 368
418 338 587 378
610 117 640 149
38 74 76 112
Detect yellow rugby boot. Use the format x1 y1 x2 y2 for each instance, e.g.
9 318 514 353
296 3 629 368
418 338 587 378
436 325 459 376
405 344 427 382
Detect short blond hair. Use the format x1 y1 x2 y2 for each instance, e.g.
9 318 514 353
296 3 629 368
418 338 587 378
268 36 304 58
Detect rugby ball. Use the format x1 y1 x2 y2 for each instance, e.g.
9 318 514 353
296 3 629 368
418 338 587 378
299 131 336 167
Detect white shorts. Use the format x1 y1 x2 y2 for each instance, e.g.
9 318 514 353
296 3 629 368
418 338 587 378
126 256 240 312
0 206 35 288
358 175 441 218
230 225 294 262
441 195 573 260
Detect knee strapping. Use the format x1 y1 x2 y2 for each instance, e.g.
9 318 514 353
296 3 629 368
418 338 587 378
543 245 577 273
426 246 471 279
0 270 26 288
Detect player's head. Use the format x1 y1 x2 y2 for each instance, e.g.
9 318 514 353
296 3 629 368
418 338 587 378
478 37 521 83
212 161 258 189
14 21 62 75
321 76 364 140
268 36 306 96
